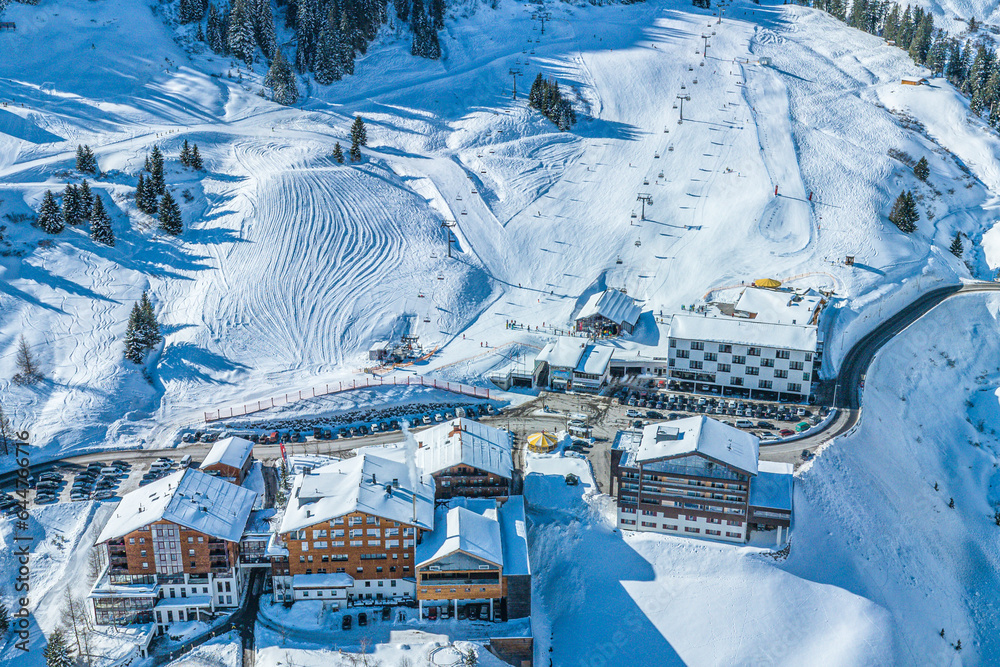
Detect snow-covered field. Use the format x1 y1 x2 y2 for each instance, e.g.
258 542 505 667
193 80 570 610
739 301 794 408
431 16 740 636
1 0 997 462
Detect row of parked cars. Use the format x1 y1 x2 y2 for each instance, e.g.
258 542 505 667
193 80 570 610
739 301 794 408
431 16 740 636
422 603 494 622
65 460 133 503
623 390 817 423
340 605 396 629
139 458 177 486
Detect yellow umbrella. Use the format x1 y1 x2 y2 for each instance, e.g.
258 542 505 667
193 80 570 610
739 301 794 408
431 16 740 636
753 278 782 288
527 431 558 453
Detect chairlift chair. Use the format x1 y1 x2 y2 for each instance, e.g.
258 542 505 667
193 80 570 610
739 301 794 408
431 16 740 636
693 78 698 84
423 316 431 322
688 65 693 71
654 152 660 158
631 210 638 219
489 149 495 154
457 195 463 201
530 49 535 54
672 102 678 109
635 239 642 247
616 256 623 264
471 188 478 194
480 169 486 174
668 145 674 151
461 209 468 215
643 178 649 185
437 273 445 280
659 171 665 178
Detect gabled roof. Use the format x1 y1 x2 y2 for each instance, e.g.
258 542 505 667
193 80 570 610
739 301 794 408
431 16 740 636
416 505 503 568
201 436 254 471
636 416 759 475
415 418 513 479
97 469 257 544
574 345 613 376
536 337 586 369
279 451 435 534
669 312 818 352
576 289 641 326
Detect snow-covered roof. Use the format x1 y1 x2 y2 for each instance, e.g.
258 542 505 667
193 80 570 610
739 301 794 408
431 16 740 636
155 595 213 609
415 418 513 479
536 337 587 369
415 496 530 576
636 416 759 475
201 436 254 471
416 505 503 568
669 313 818 352
734 288 823 326
574 344 614 376
97 469 257 544
750 461 794 511
576 289 641 326
291 573 355 589
279 451 436 534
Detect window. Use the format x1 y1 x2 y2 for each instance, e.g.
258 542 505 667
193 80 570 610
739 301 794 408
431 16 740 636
758 380 772 389
706 530 721 536
730 377 743 386
350 540 363 547
366 516 378 524
349 529 363 538
788 383 802 393
803 372 810 381
717 363 731 373
129 538 135 544
704 352 717 362
732 355 746 365
301 542 308 551
684 527 700 533
188 549 195 556
776 350 790 359
140 550 147 557
790 361 804 371
664 524 678 530
621 507 636 514
676 349 690 359
142 562 148 569
774 369 788 379
804 353 812 362
726 520 742 526
621 519 636 525
719 344 732 354
760 358 774 367
689 360 703 370
745 367 759 376
726 532 742 538
313 541 327 549
312 529 327 538
188 536 194 543
641 521 657 528
669 339 677 348
198 536 204 543
691 341 704 351
366 529 380 536
641 509 658 516
307 555 314 563
748 347 761 356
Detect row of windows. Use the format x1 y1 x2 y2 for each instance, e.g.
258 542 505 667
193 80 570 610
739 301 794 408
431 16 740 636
671 340 813 362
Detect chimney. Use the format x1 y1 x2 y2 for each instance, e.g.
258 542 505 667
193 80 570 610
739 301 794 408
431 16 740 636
392 478 399 488
385 484 394 497
372 473 377 485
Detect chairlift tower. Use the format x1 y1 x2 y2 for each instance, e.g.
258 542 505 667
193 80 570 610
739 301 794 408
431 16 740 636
676 93 689 122
637 193 653 220
509 68 523 100
532 10 552 34
702 34 710 58
442 220 457 258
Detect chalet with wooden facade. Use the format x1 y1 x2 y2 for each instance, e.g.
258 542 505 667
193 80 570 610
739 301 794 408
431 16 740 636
575 288 642 337
415 497 531 621
89 469 256 632
415 419 513 500
200 435 254 483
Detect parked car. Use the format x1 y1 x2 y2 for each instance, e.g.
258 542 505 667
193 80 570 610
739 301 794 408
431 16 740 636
735 419 753 429
795 422 810 433
458 606 467 620
342 614 352 630
381 606 391 621
35 494 58 505
357 612 368 627
268 431 280 444
428 607 438 621
779 429 795 437
802 449 813 460
93 490 115 501
323 428 334 440
757 421 774 429
625 409 640 418
36 480 61 490
39 472 62 482
479 606 489 621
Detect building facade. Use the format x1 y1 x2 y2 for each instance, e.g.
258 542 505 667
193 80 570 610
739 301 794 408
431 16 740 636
415 419 513 500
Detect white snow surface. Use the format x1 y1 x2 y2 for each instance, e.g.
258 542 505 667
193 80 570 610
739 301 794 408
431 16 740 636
2 0 997 462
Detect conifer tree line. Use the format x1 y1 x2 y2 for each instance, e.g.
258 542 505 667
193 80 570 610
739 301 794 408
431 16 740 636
124 291 163 364
808 0 1000 128
34 180 114 246
135 144 188 235
528 73 578 131
349 115 367 161
888 190 919 232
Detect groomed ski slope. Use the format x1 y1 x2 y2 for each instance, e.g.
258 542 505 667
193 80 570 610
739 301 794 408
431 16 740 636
0 0 998 458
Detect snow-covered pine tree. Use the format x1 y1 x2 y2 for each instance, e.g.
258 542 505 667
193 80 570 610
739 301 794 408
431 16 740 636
315 8 344 84
950 232 963 257
150 145 166 195
295 0 321 72
190 144 204 170
75 144 97 174
913 156 929 181
43 629 72 667
0 602 9 633
252 0 278 59
337 9 356 76
13 335 41 385
180 140 192 167
969 16 979 32
62 184 82 226
430 0 444 30
78 179 94 218
138 291 163 348
332 142 345 163
123 303 146 363
136 173 152 214
180 0 206 23
265 49 299 105
228 0 257 66
90 195 114 247
158 191 183 235
395 0 409 23
426 28 441 59
207 3 226 53
888 190 918 233
351 115 368 146
37 190 64 234
410 0 428 57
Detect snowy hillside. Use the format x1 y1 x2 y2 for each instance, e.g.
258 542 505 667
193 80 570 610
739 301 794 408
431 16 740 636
1 0 999 461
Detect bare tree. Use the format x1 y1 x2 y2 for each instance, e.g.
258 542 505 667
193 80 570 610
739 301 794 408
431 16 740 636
61 589 93 667
0 402 14 456
13 335 42 385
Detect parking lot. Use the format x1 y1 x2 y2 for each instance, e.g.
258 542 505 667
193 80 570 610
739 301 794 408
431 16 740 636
0 455 187 512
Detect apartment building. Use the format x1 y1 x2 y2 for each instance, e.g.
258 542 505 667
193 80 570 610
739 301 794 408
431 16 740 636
90 469 257 632
415 418 513 500
610 416 793 544
270 450 435 605
666 313 819 402
533 337 613 392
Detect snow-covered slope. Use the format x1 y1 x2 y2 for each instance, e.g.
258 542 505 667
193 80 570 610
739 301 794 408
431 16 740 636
0 0 999 460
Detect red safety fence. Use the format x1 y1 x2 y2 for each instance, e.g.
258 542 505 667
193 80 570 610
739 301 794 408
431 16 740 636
203 375 491 423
